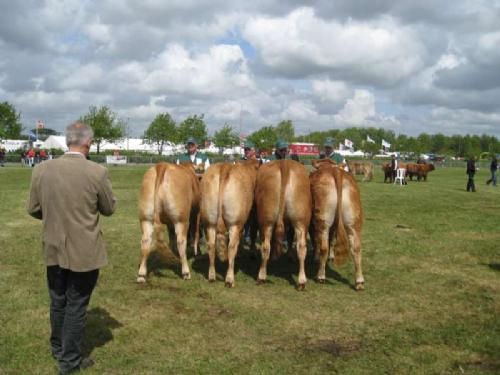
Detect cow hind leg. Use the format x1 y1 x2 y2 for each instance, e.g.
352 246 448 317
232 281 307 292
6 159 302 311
295 226 308 290
175 223 191 280
348 229 364 290
316 228 329 283
257 226 273 284
137 220 154 283
206 225 217 282
225 225 242 288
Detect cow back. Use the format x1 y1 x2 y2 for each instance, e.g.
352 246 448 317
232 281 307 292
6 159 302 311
154 163 200 224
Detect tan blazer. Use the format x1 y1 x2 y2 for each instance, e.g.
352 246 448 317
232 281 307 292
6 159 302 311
27 154 116 272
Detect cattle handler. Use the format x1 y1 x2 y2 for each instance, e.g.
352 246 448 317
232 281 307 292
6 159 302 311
321 137 345 165
176 137 210 173
269 139 291 160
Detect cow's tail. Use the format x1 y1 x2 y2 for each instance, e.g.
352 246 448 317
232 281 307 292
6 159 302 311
216 164 229 261
273 161 289 258
331 167 349 266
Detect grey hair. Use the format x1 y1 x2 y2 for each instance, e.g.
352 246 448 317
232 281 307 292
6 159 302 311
65 122 94 147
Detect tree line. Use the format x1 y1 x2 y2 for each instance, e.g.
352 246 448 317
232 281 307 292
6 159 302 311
1 101 499 157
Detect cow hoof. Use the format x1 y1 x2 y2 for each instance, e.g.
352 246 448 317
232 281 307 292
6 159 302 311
256 278 266 285
208 278 216 283
355 282 365 291
182 273 191 280
316 278 325 284
136 275 146 283
296 283 306 291
225 281 234 288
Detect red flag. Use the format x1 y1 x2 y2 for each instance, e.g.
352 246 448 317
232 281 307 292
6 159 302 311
36 120 45 129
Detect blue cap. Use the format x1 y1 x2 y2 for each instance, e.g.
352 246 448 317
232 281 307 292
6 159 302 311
244 140 255 149
324 137 335 147
275 139 289 149
185 137 198 145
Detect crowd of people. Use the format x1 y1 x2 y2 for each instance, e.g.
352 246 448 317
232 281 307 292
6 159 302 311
20 147 52 167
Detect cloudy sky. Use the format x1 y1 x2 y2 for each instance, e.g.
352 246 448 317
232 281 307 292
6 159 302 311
1 0 499 137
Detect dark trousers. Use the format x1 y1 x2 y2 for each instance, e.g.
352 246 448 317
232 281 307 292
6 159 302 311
466 173 476 192
47 266 98 373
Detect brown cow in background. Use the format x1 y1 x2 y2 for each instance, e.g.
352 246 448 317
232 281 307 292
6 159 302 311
406 163 435 181
200 160 260 287
347 161 373 182
310 159 365 290
255 160 312 289
137 163 200 282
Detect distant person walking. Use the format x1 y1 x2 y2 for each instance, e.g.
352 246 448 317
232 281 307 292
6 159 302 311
486 155 498 186
27 122 116 374
466 156 477 192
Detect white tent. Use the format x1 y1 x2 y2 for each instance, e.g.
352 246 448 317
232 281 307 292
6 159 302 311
41 136 67 151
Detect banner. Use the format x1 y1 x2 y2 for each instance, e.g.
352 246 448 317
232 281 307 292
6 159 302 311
382 139 391 149
106 155 128 165
344 139 353 149
366 135 375 143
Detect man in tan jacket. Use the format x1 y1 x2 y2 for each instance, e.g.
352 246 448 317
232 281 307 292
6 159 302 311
27 122 116 374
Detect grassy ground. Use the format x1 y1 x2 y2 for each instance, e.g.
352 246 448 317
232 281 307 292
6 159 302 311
0 163 499 374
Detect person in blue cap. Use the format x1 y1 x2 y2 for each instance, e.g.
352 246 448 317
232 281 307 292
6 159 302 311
320 137 344 165
241 140 257 161
269 139 290 160
176 137 210 172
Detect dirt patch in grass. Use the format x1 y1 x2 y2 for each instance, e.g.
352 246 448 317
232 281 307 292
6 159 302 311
306 337 363 357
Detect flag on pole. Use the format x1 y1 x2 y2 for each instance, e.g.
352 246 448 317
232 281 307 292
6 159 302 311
29 131 37 141
344 139 353 149
366 135 375 143
36 120 45 129
382 139 391 149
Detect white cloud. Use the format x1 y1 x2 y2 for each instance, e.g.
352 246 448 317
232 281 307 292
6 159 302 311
243 7 426 85
139 44 254 97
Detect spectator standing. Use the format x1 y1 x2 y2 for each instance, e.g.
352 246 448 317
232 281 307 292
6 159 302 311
486 155 498 186
466 156 477 192
0 147 5 167
27 148 35 167
27 122 116 374
390 154 398 183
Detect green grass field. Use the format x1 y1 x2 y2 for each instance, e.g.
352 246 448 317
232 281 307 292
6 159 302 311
0 163 499 374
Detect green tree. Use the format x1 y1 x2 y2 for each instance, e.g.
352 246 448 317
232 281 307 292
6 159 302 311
275 120 295 142
79 106 124 154
213 124 239 148
177 114 208 146
0 101 23 139
144 113 177 155
247 126 277 150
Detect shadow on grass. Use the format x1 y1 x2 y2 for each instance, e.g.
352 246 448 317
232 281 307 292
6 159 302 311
190 241 353 289
84 307 123 356
487 262 500 271
145 247 199 279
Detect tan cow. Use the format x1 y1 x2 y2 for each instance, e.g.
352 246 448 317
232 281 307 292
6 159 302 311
255 160 312 290
310 158 365 290
137 162 200 282
347 161 373 182
200 160 260 287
